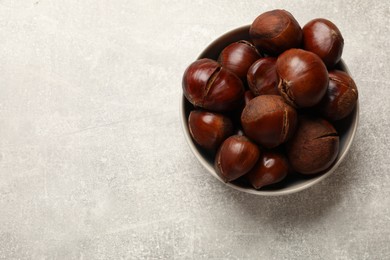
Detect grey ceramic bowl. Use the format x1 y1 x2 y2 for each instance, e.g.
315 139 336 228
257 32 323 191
180 25 359 196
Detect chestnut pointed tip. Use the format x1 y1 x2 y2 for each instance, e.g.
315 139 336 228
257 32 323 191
252 184 263 190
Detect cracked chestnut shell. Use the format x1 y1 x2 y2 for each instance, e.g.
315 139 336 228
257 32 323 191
188 110 234 151
303 18 344 69
250 9 302 56
277 49 329 108
182 58 245 112
318 70 358 121
247 151 289 189
287 116 339 174
241 95 297 148
215 135 260 182
247 57 279 96
218 40 262 81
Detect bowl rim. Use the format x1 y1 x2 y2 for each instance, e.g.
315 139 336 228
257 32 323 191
180 25 359 196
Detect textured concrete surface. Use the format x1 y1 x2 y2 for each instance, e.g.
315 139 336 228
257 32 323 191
0 0 389 259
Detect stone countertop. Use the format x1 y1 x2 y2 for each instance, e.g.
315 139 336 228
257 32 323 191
0 1 389 259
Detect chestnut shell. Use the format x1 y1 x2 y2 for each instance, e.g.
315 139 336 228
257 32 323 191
303 18 344 69
277 49 329 108
247 57 279 96
318 70 358 121
188 110 234 151
241 95 298 148
250 9 302 56
215 135 260 182
287 116 339 174
182 58 245 112
247 151 289 189
218 40 262 81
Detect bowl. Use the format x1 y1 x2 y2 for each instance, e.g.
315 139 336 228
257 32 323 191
180 25 359 196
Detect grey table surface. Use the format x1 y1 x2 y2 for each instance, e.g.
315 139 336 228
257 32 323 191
0 1 389 259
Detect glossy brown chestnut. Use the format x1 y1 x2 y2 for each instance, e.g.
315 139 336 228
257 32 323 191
249 9 302 56
287 116 339 174
247 57 279 96
244 90 255 105
188 110 234 151
241 95 297 148
182 58 245 112
277 49 329 108
218 40 262 81
303 18 344 68
247 151 289 189
215 135 260 182
318 70 358 121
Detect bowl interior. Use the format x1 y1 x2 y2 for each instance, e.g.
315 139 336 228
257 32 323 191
181 25 359 195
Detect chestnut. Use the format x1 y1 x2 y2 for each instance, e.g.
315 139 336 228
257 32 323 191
247 57 279 96
218 40 262 81
287 116 339 174
188 110 234 151
182 58 245 112
246 151 289 189
250 9 302 56
241 95 297 148
318 70 358 121
215 135 260 182
303 18 344 68
277 49 329 108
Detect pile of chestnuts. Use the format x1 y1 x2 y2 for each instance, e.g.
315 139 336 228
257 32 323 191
182 9 358 190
